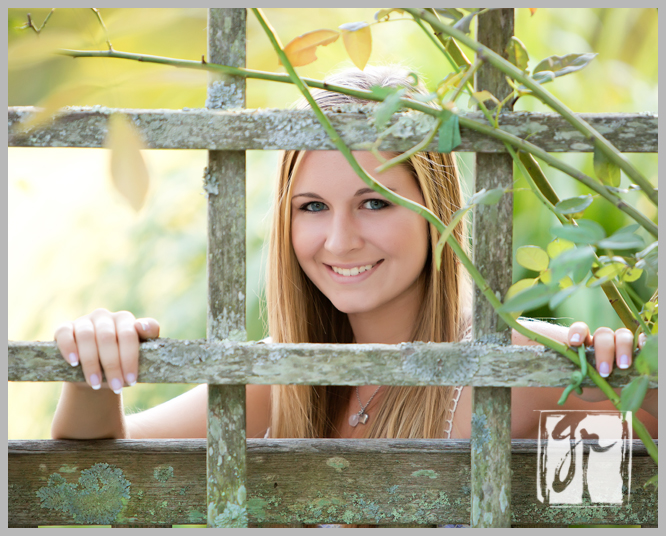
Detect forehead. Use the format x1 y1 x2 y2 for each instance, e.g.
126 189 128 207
292 151 415 192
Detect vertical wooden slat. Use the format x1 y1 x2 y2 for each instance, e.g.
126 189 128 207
205 8 248 529
470 8 515 528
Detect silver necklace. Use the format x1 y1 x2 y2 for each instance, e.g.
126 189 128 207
348 386 382 427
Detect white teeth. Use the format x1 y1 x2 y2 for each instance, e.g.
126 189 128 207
332 264 374 276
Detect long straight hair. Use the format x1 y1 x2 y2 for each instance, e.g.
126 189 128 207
265 65 471 438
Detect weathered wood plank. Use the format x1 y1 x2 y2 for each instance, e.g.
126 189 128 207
8 107 658 152
471 9 516 527
205 7 248 529
8 339 657 388
9 439 657 527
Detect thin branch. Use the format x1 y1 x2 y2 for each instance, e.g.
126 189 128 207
404 8 658 208
19 9 55 35
90 8 113 51
56 46 658 239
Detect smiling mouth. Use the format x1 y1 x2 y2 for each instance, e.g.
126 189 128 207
329 260 382 277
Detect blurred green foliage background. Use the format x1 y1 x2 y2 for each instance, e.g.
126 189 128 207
8 8 657 439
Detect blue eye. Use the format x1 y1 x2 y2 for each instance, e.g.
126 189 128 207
363 199 389 210
301 201 327 212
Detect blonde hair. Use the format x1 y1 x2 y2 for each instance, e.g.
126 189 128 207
266 65 471 438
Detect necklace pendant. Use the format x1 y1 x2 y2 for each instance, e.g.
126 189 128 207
348 413 360 427
358 412 369 425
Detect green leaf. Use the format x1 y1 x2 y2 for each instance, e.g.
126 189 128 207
373 87 406 131
643 474 658 490
438 113 461 153
593 146 621 187
551 220 605 244
533 52 598 78
434 8 464 21
434 207 470 270
506 278 538 301
549 284 579 309
634 336 657 377
621 266 643 282
547 238 575 259
505 36 529 71
498 284 557 313
548 245 596 284
597 232 645 250
374 8 404 21
468 187 505 206
554 195 593 215
531 70 555 85
516 245 550 272
619 375 649 414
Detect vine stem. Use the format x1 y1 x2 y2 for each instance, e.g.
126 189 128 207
56 47 657 239
249 7 657 466
403 7 657 208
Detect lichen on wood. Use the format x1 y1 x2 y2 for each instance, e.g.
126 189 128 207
8 339 656 388
8 107 657 152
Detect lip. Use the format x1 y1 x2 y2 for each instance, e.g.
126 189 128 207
324 260 383 283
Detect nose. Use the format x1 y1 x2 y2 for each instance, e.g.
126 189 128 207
324 211 364 257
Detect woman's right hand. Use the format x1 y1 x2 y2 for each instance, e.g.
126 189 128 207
54 308 160 393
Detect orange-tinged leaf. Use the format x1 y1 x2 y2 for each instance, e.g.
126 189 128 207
340 22 372 71
106 114 150 212
281 29 339 67
529 8 538 16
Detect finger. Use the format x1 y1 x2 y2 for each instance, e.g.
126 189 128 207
135 317 160 340
638 332 647 349
592 327 615 378
54 321 80 367
568 321 592 347
91 314 125 395
73 317 103 390
615 328 634 370
113 312 140 387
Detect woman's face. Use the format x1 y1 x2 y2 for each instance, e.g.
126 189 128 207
290 150 430 317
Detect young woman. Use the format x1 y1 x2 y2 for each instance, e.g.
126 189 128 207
50 66 657 441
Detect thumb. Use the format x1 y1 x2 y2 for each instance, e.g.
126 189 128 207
135 318 160 340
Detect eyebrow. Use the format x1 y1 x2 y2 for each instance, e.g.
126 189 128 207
291 187 397 201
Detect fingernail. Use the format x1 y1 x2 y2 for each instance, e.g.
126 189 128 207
68 353 79 367
619 354 630 369
141 321 149 332
126 373 136 387
599 362 610 377
110 378 123 394
570 333 580 343
90 374 101 390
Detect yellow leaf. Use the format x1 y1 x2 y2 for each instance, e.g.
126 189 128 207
106 114 150 212
506 278 538 301
546 238 575 259
340 23 372 71
281 29 339 67
471 90 499 105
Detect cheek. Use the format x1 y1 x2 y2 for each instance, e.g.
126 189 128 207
291 216 318 267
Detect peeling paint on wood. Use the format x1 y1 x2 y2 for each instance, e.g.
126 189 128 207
8 107 657 152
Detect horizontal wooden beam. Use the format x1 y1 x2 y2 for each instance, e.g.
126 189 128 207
8 339 656 388
9 438 657 527
8 107 657 152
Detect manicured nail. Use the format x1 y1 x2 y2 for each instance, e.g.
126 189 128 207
599 362 610 377
126 373 136 387
570 333 581 343
90 374 101 390
141 321 149 332
68 353 79 367
619 354 630 369
110 378 123 394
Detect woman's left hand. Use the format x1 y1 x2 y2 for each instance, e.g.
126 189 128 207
567 322 646 378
